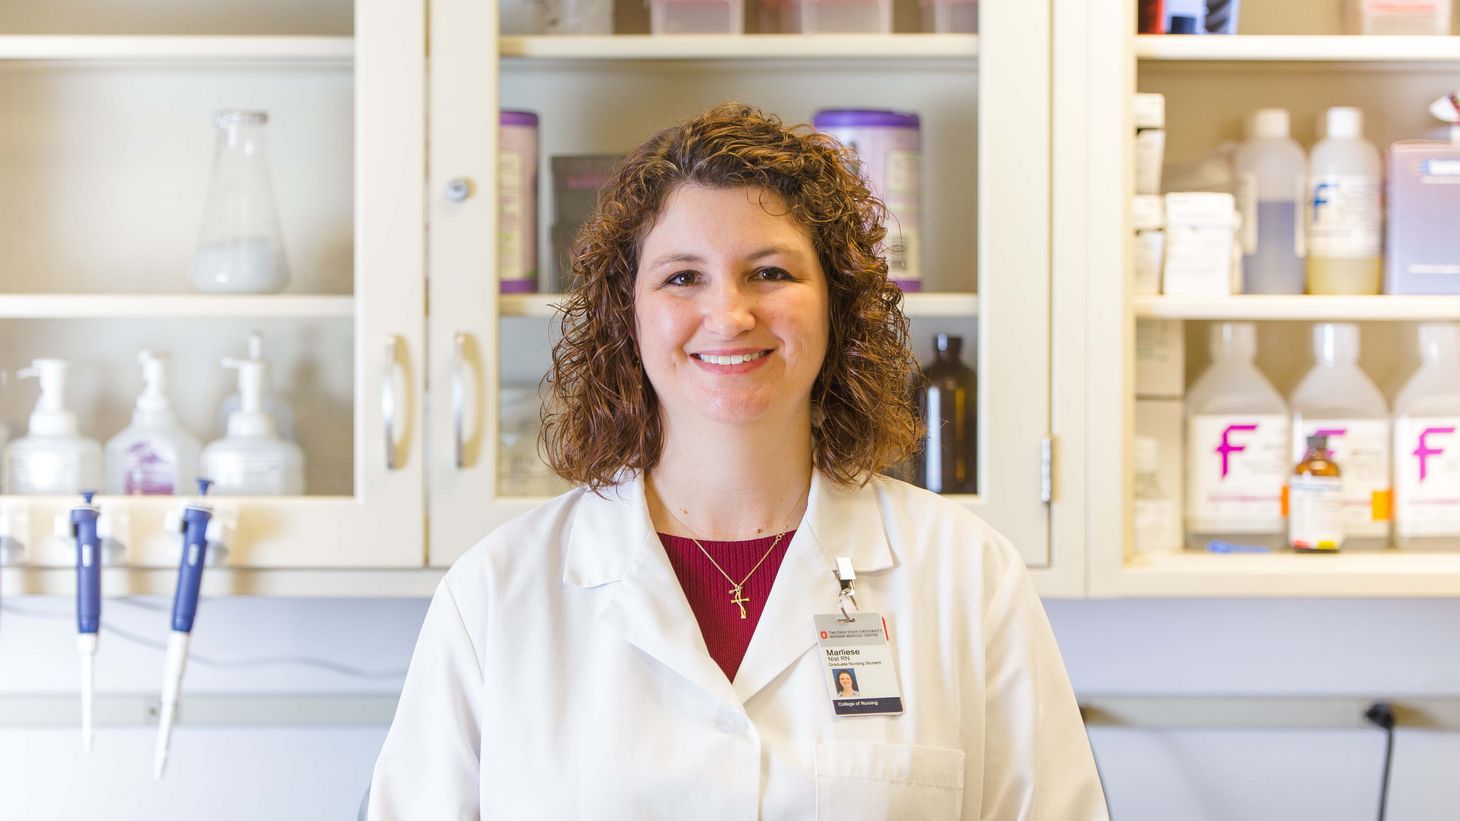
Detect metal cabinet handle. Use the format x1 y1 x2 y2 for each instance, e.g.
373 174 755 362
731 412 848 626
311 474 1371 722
383 336 402 471
445 178 473 203
452 333 467 469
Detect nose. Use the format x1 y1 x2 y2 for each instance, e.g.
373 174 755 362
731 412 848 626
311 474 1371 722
702 277 756 337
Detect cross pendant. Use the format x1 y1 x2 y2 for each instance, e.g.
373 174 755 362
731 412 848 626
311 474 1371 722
729 586 750 620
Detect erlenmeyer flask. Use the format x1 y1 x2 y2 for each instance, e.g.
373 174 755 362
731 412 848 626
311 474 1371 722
190 110 290 293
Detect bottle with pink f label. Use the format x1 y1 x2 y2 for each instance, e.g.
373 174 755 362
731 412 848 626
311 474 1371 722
812 109 922 291
1185 322 1291 551
1393 323 1460 551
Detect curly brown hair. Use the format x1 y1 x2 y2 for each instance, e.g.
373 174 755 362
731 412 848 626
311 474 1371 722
542 102 922 490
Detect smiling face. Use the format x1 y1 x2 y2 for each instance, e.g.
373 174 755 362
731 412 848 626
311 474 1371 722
634 184 830 434
838 672 854 693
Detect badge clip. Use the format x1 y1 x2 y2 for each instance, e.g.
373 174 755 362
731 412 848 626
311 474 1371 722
834 556 858 621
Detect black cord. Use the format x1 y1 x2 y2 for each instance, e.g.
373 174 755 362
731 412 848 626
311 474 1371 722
1364 702 1396 821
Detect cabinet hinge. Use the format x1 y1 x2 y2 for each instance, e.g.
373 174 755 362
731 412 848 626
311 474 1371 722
1040 436 1055 504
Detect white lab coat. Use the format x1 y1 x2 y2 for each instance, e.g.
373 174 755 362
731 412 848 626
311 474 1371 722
369 470 1107 820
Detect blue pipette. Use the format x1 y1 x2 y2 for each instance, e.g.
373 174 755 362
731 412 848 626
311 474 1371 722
154 478 215 779
71 490 102 752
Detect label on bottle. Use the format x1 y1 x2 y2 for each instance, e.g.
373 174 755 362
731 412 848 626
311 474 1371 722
498 152 525 283
1287 474 1345 550
3 450 81 495
1394 417 1460 537
1307 174 1382 258
1134 497 1179 554
884 148 922 282
1237 171 1258 254
206 452 286 496
1187 415 1289 533
122 441 177 495
1292 419 1391 538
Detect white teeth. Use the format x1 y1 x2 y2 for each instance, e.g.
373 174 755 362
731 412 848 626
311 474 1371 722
697 351 768 366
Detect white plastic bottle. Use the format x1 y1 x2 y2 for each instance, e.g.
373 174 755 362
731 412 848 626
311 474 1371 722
1288 324 1390 550
1186 323 1291 551
1235 108 1306 294
1305 107 1383 295
2 359 103 495
217 333 294 441
105 352 202 496
201 357 304 496
1393 323 1460 551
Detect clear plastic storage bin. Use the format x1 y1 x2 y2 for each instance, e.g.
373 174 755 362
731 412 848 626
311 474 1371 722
768 0 892 34
648 0 746 33
921 0 977 33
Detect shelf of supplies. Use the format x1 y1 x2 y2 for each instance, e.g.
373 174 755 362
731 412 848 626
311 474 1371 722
0 567 442 597
1108 550 1460 597
1135 34 1460 64
500 291 979 319
1133 295 1460 321
0 294 355 320
0 35 354 64
500 34 977 62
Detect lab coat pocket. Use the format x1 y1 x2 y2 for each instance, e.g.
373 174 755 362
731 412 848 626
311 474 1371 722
814 741 965 821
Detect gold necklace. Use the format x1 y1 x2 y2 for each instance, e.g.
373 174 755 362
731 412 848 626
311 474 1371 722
682 530 787 620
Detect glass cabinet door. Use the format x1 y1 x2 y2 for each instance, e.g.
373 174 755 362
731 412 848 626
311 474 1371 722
0 0 425 588
428 0 1056 573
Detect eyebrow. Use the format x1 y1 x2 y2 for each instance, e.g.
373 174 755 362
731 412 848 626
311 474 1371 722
646 245 805 270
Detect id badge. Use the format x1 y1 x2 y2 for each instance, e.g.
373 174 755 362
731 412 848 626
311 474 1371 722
814 612 903 716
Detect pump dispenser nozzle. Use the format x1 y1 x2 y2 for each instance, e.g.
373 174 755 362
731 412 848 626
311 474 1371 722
19 359 78 437
136 352 171 415
222 357 274 438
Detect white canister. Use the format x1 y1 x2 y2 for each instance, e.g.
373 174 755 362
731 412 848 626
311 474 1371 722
500 110 540 294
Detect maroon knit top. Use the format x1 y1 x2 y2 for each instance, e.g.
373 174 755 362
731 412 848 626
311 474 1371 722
658 530 796 682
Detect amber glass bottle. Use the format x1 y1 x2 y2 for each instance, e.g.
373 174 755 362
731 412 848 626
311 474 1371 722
1287 434 1344 552
915 334 977 494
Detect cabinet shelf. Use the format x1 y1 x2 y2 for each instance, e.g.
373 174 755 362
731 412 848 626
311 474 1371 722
0 567 442 597
0 294 354 320
1135 34 1460 64
500 292 979 319
1133 295 1460 321
0 35 353 64
499 34 977 62
1114 551 1460 597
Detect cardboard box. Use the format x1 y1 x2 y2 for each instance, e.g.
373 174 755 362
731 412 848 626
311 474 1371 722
1135 398 1186 553
1136 318 1185 399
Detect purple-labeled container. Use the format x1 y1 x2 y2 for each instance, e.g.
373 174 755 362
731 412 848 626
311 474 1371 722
500 110 539 294
813 109 923 291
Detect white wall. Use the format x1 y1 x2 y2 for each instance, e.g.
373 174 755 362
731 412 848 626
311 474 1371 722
4 596 1460 820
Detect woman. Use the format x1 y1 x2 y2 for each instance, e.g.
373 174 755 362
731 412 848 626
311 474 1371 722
835 670 860 699
369 103 1106 819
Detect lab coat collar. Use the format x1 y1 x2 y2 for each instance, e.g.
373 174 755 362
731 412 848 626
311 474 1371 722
562 470 897 705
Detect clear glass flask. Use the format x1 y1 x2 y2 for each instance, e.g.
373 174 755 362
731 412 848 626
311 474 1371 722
190 110 290 294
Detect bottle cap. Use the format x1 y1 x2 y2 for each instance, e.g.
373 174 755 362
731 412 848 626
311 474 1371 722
1418 322 1460 362
1168 15 1199 33
1134 436 1159 474
1212 322 1257 360
1306 434 1329 452
1249 108 1291 140
933 334 964 358
1313 322 1360 365
1325 107 1364 140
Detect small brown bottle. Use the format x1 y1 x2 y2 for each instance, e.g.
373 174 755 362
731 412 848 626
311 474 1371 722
1286 434 1344 552
915 334 977 494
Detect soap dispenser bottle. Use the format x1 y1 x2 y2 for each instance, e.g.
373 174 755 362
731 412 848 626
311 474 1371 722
216 333 294 441
201 357 304 496
1289 323 1390 550
105 352 202 495
2 359 104 495
1393 322 1460 551
1185 322 1290 551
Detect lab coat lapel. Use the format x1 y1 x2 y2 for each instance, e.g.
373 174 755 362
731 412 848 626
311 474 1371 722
563 474 740 706
732 471 896 703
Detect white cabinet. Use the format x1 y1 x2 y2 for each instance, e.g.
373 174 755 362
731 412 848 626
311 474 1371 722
425 0 1079 594
1072 0 1460 596
0 0 427 592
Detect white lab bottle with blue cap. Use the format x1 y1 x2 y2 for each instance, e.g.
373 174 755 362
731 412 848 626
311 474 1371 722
1185 322 1290 551
201 357 304 496
2 359 103 495
105 352 202 496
